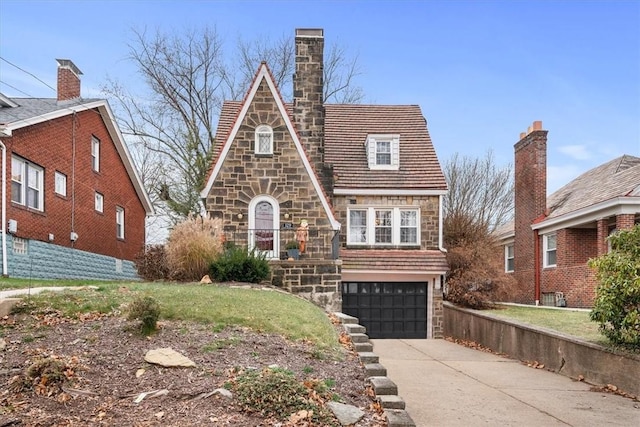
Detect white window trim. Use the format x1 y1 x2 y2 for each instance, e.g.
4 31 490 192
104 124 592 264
95 192 104 213
504 244 514 272
543 233 557 268
91 136 100 172
366 134 400 170
11 155 44 211
54 171 67 196
347 207 420 246
254 124 273 155
116 206 125 239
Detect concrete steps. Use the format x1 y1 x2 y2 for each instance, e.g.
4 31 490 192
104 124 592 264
334 312 416 427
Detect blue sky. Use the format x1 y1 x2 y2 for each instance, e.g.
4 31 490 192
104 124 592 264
1 0 638 194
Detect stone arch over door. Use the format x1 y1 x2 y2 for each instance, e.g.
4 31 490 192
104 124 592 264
248 195 280 259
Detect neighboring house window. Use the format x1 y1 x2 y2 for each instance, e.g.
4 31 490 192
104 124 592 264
505 244 515 272
11 155 44 211
116 206 125 239
255 125 273 155
55 171 67 196
95 192 104 213
91 136 100 172
347 207 419 245
366 134 400 170
543 233 557 267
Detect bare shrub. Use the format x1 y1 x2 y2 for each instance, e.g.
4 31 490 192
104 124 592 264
165 215 224 281
135 244 169 281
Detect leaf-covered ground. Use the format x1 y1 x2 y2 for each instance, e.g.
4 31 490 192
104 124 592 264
0 310 386 426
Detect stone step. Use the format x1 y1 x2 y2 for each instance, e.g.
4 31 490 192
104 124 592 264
364 363 387 377
333 312 358 324
358 352 379 364
385 409 416 427
377 394 405 409
354 342 373 352
343 323 366 334
349 332 370 343
368 376 397 395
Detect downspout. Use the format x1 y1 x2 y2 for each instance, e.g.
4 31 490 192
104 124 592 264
0 140 6 276
438 194 447 252
534 229 540 306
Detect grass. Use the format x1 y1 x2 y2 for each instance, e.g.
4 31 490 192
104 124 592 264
4 281 342 357
0 277 116 290
488 305 607 345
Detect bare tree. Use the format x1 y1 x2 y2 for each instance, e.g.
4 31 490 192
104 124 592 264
104 26 364 221
443 150 513 245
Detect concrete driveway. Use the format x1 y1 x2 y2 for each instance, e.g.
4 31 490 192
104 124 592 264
371 339 640 427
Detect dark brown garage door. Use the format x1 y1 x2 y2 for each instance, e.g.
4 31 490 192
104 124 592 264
341 282 427 339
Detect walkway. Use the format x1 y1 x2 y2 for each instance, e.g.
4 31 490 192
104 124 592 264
371 339 639 427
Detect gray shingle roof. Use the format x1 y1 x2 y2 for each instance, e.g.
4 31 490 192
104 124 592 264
0 97 102 125
547 155 640 219
213 102 447 191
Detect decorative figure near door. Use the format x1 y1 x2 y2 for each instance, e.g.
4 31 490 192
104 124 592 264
296 219 309 253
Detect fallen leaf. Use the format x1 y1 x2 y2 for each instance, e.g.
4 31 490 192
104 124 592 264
136 368 145 378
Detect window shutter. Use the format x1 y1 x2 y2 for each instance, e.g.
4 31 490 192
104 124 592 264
367 137 376 168
392 137 400 168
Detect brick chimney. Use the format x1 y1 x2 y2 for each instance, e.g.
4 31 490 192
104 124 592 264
514 120 547 301
56 59 82 101
293 29 325 178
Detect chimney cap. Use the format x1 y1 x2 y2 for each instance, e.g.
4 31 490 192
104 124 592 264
295 28 324 38
56 59 83 77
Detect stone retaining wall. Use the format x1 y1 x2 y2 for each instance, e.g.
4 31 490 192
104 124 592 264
444 302 640 397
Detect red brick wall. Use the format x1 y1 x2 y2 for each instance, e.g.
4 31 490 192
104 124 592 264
541 265 597 308
558 228 597 267
616 214 635 230
2 108 146 261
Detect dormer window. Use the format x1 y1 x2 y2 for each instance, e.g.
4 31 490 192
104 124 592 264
255 125 273 155
367 134 399 170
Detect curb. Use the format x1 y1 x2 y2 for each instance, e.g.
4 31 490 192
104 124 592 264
334 312 416 427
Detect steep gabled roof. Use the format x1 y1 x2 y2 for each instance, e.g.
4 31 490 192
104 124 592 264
200 63 340 230
211 103 448 194
324 104 447 192
546 155 640 219
0 96 153 215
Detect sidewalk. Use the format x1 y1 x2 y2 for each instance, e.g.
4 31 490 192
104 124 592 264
371 339 639 427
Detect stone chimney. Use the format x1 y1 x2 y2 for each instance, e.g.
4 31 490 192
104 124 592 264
293 29 325 177
513 120 547 296
56 59 82 101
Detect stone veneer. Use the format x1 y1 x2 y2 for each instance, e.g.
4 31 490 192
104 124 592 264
270 260 342 312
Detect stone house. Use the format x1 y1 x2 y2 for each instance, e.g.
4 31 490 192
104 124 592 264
0 59 153 280
201 29 448 338
496 121 640 307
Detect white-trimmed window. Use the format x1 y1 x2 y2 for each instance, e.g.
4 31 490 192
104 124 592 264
91 136 100 172
116 206 125 239
11 155 44 211
255 125 273 155
505 244 514 272
366 134 400 170
347 207 419 245
95 192 104 213
54 171 67 196
543 233 557 267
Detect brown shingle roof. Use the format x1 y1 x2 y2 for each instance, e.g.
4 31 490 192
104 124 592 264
212 102 447 191
325 104 447 190
547 155 640 219
341 249 448 272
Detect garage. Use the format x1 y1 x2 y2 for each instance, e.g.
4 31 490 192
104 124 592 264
341 282 427 339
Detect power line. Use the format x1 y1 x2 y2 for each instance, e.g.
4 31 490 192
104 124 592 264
0 56 56 94
0 80 32 97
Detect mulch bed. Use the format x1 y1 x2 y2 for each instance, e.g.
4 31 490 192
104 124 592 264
0 310 386 426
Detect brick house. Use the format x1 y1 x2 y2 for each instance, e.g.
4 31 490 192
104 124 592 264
201 29 448 338
497 121 640 307
0 59 153 280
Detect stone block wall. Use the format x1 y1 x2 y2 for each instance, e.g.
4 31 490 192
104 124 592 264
0 234 139 280
270 259 342 312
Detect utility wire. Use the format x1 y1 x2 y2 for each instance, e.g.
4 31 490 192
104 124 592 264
0 56 57 94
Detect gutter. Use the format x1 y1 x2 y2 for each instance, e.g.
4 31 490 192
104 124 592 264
0 140 6 276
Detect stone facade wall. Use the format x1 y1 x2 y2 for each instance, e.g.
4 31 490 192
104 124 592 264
332 194 441 249
3 109 147 262
0 233 139 280
204 79 334 241
270 259 342 312
432 288 444 338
